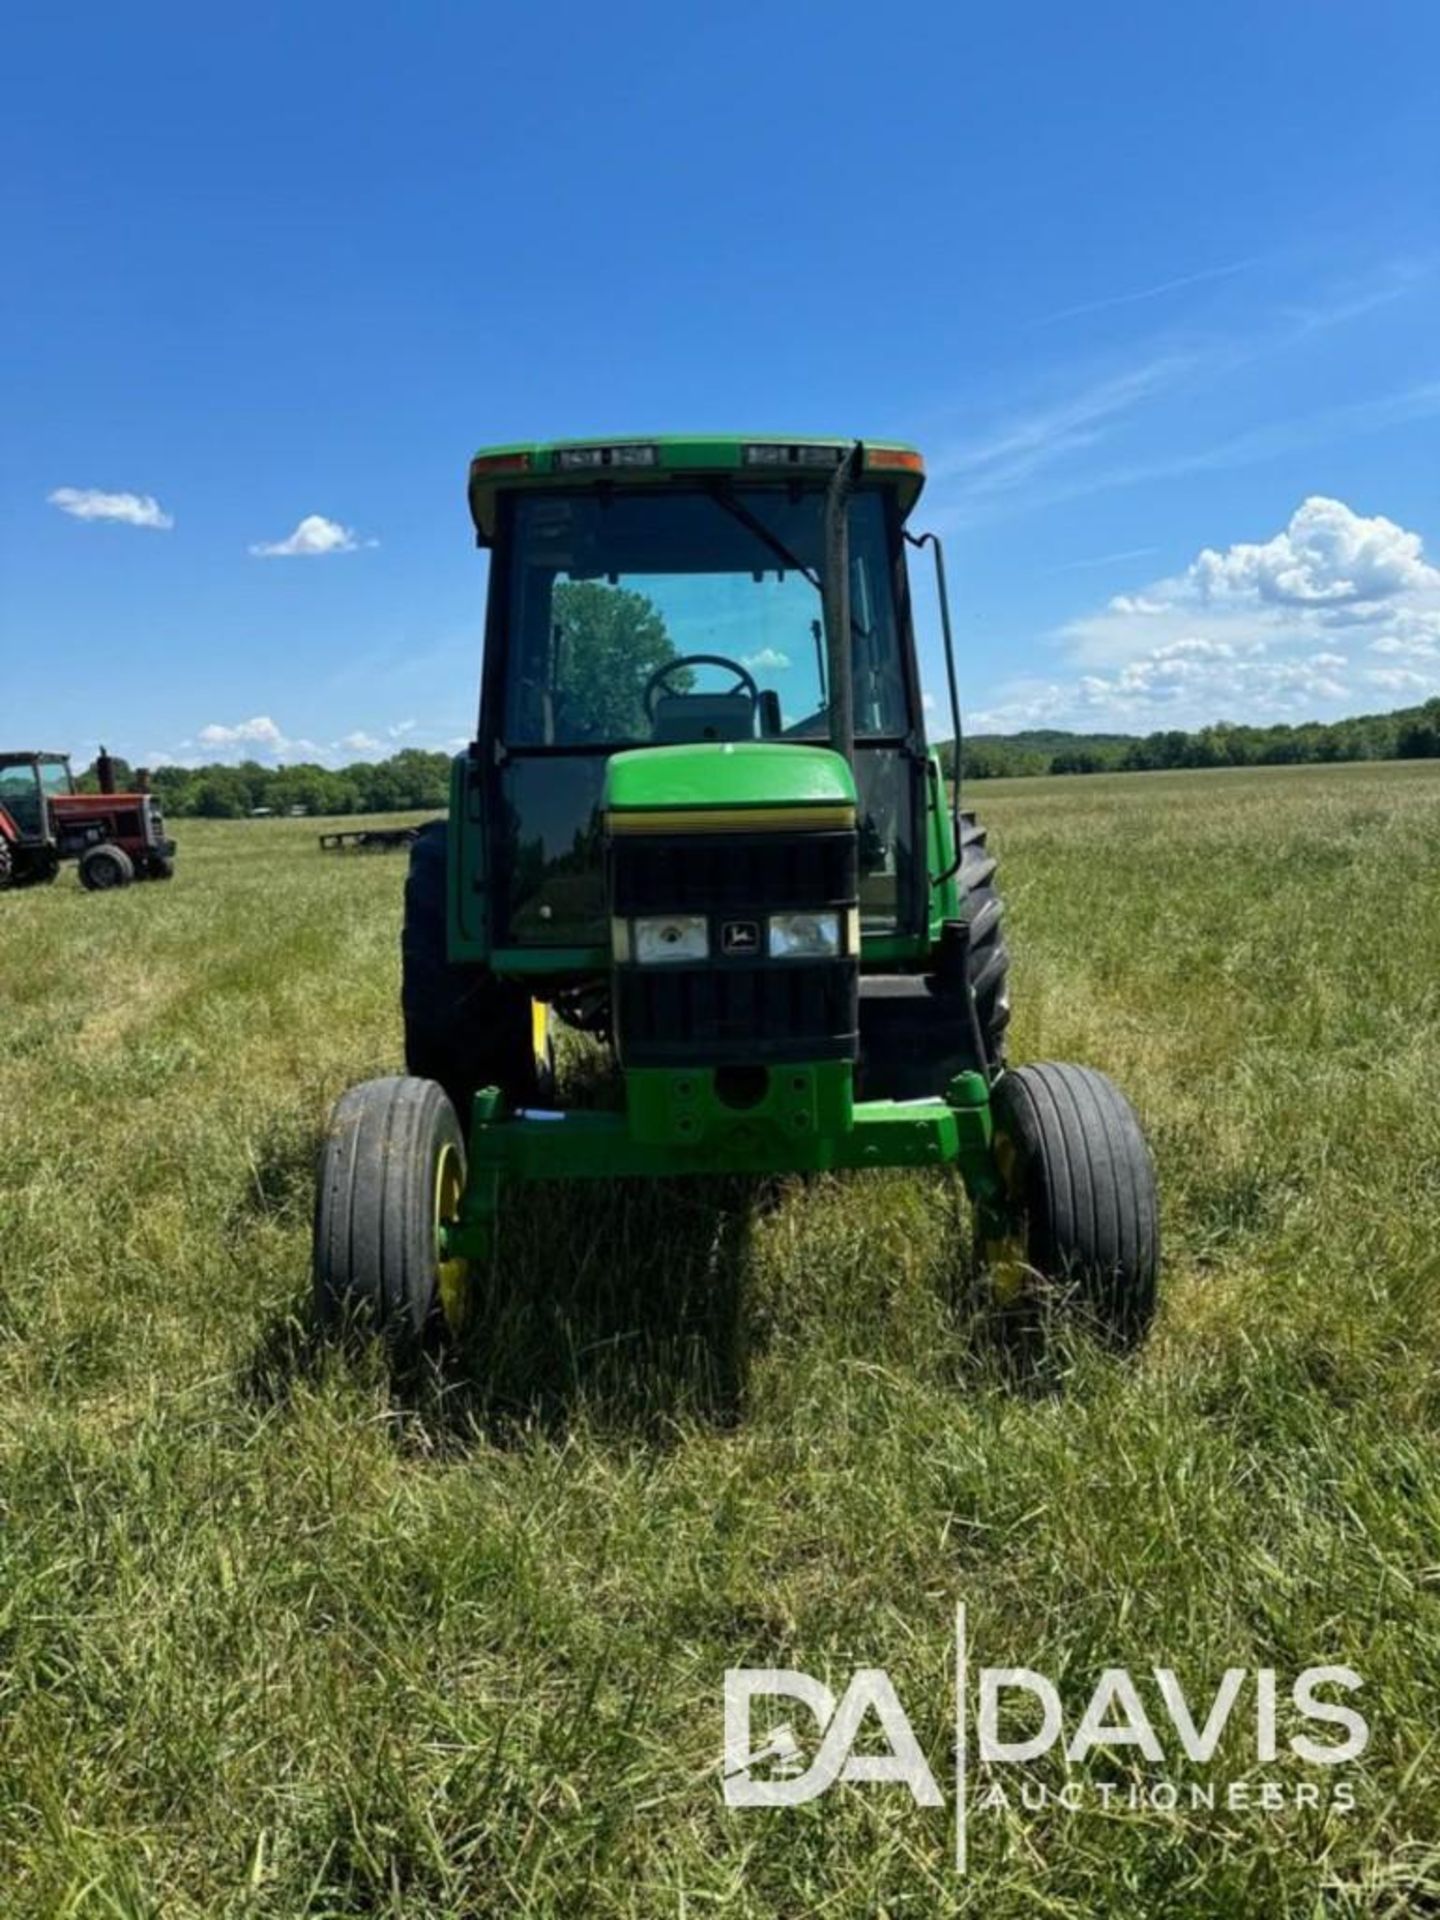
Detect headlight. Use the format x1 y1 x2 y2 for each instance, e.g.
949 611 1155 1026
767 911 841 960
633 915 709 964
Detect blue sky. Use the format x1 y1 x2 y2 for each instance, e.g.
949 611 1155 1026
3 1 1438 766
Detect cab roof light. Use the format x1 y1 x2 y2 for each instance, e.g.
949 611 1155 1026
555 443 659 471
471 451 533 476
742 442 846 468
864 447 925 473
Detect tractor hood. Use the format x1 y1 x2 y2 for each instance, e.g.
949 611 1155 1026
603 742 857 835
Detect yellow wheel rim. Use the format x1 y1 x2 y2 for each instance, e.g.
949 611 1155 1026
434 1142 471 1335
530 997 556 1099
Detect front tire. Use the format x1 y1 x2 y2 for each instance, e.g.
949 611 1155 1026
313 1076 473 1351
980 1062 1159 1343
79 843 134 891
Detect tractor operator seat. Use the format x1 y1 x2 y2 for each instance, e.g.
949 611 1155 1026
649 688 783 744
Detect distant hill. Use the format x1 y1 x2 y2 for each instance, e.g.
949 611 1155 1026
970 728 1135 751
936 699 1440 778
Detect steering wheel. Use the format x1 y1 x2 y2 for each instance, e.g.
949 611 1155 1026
643 653 760 720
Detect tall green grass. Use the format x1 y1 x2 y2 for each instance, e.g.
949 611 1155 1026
1 764 1438 1917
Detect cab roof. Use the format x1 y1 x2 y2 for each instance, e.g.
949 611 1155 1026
467 435 925 543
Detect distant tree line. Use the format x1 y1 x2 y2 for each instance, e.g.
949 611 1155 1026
76 749 453 817
73 694 1440 813
943 698 1440 780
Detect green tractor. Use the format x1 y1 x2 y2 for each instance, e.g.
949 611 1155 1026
314 438 1157 1352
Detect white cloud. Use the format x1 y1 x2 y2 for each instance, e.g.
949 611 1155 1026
1047 545 1161 574
1366 610 1440 661
167 718 464 768
927 356 1193 505
742 648 790 672
976 496 1440 732
1077 383 1440 513
1034 258 1255 328
198 716 285 748
249 514 369 558
1279 259 1432 338
1363 666 1429 693
1065 648 1350 720
48 487 173 530
932 378 1440 533
1107 593 1168 616
919 261 1436 534
1189 496 1438 608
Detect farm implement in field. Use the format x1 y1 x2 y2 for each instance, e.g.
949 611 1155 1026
318 825 429 854
314 437 1158 1352
0 748 176 891
316 825 426 856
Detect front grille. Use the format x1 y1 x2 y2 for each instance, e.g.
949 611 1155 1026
610 826 859 1068
611 830 856 915
616 958 857 1065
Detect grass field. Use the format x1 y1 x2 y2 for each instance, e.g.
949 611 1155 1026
2 761 1439 1917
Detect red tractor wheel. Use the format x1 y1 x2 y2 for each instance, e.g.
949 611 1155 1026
79 843 135 892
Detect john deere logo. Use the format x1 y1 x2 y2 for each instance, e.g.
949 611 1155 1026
722 920 760 955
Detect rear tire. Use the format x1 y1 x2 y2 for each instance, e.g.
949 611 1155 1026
858 807 1011 1099
313 1075 472 1351
79 843 134 891
980 1062 1159 1343
402 821 550 1120
0 844 59 889
957 811 1011 1071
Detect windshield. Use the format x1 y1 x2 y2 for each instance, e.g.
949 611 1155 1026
499 488 908 746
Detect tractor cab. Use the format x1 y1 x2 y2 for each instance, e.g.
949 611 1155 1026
0 752 74 844
464 439 942 958
427 437 1011 1107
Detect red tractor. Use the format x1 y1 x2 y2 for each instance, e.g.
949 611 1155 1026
0 749 176 891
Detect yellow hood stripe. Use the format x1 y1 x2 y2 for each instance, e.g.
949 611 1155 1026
606 804 856 836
